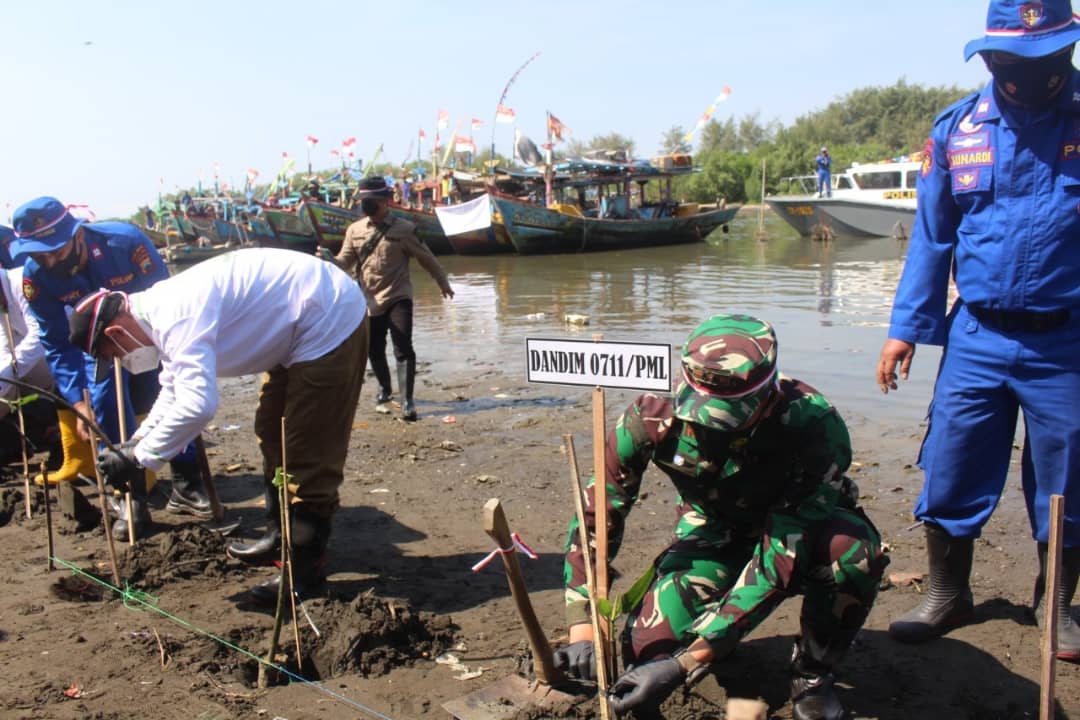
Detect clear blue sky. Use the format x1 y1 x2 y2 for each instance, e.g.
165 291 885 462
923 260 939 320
1 0 992 220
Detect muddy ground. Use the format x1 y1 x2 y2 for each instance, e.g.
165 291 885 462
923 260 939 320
0 360 1077 720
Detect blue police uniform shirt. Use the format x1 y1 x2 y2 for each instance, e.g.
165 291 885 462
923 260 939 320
890 73 1080 346
21 221 169 405
815 154 831 175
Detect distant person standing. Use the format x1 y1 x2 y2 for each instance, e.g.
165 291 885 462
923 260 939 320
815 147 832 198
324 176 454 421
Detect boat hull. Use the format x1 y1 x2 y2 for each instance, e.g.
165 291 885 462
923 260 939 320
389 206 457 255
263 209 318 254
817 199 917 239
491 195 737 254
299 201 359 254
764 197 835 237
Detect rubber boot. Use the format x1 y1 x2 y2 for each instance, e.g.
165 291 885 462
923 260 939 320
112 471 152 542
888 522 974 643
227 482 281 565
35 409 93 485
370 351 394 414
165 459 212 518
790 636 845 720
1033 544 1080 662
248 508 330 605
398 358 416 421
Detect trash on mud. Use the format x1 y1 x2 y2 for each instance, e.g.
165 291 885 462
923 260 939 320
62 683 83 699
50 574 106 602
442 415 457 424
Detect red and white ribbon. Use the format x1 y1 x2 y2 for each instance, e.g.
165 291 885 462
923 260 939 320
471 532 539 572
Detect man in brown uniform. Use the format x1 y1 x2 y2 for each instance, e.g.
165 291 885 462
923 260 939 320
327 176 454 421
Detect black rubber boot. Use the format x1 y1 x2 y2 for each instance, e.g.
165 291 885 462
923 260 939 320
165 460 212 518
398 358 416 421
888 522 974 642
370 352 394 413
248 509 330 605
112 471 152 542
227 482 281 565
1033 544 1080 662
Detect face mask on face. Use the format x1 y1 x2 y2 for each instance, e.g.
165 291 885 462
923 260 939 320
45 242 82 279
111 328 161 375
989 48 1074 109
360 198 383 217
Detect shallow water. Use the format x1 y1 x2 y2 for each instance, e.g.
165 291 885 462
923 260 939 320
410 209 941 428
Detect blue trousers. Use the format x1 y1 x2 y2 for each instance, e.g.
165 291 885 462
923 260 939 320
86 356 197 468
915 303 1080 546
817 171 831 197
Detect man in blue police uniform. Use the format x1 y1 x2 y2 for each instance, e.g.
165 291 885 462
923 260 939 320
0 225 16 269
814 147 832 198
10 197 210 539
877 0 1080 661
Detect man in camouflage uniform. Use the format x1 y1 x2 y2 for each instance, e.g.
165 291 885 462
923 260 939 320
556 315 887 719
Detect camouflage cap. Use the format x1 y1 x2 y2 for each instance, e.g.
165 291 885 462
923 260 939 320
672 314 778 431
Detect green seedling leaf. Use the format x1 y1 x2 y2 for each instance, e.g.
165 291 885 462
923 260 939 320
272 466 294 489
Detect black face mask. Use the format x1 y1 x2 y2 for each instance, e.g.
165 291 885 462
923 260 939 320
46 241 82 279
360 198 383 217
989 48 1074 109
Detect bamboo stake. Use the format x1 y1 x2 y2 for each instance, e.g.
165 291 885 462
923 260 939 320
280 417 303 673
1040 494 1066 720
113 359 136 546
563 434 612 720
2 309 32 519
41 462 54 571
591 386 613 671
83 388 121 587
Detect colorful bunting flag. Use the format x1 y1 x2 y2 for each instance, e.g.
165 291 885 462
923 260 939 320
547 112 570 142
455 135 477 153
471 118 484 130
419 128 427 140
306 135 319 147
683 87 732 143
437 109 450 129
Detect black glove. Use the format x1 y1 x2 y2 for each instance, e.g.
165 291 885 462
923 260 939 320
608 657 685 715
96 446 141 494
553 639 596 682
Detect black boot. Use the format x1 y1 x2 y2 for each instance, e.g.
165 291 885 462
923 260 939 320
249 509 330 605
1033 544 1080 662
790 636 845 720
165 460 212 518
398 357 416 421
112 471 152 542
889 522 974 642
370 352 394 414
227 482 281 565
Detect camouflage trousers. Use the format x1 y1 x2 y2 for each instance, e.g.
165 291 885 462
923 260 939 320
621 502 888 666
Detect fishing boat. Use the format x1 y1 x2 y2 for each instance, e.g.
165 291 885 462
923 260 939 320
298 200 359 253
389 205 458 255
766 158 920 239
489 156 738 254
263 204 319 255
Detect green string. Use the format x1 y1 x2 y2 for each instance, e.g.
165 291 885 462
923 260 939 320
50 556 394 720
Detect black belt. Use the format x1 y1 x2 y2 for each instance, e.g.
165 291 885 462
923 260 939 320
967 305 1070 333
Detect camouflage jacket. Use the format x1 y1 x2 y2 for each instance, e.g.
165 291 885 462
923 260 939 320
563 376 855 626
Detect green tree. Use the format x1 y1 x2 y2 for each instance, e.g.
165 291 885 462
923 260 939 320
565 132 636 159
659 126 691 155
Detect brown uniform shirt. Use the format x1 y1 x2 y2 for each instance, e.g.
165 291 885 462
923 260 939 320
333 214 452 316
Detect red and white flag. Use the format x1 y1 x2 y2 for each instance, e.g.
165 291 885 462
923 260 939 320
455 135 476 153
247 168 259 183
306 135 319 147
342 137 357 148
495 104 515 124
547 112 570 142
435 132 442 150
437 109 450 129
329 149 340 158
419 128 427 140
281 151 289 159
471 117 484 131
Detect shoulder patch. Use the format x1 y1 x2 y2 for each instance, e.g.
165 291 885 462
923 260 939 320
22 275 36 302
921 138 934 177
131 244 152 274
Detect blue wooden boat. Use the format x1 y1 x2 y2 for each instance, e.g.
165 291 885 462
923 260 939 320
388 205 456 255
263 205 318 255
299 200 359 254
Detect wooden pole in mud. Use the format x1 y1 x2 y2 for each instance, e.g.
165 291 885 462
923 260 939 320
113 359 136 546
41 462 54 571
563 435 612 720
83 389 121 587
280 418 303 673
1040 494 1066 720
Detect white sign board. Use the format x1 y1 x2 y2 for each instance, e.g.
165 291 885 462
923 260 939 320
525 338 672 392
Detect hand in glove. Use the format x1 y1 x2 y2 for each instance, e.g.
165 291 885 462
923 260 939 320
608 657 685 715
96 445 141 493
552 639 597 682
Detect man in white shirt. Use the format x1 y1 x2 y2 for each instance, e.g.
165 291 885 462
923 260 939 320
68 248 369 602
0 265 57 464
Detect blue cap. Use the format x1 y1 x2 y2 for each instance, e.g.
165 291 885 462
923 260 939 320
964 0 1080 60
10 197 84 260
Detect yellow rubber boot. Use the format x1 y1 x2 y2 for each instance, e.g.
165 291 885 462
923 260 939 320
35 409 94 485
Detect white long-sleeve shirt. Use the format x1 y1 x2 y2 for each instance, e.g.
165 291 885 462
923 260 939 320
129 248 366 470
0 266 52 416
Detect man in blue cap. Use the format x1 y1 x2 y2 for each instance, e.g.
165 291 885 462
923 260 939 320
877 0 1080 660
10 197 210 539
814 147 831 198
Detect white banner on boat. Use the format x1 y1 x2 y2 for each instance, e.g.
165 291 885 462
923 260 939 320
525 338 672 392
434 193 492 236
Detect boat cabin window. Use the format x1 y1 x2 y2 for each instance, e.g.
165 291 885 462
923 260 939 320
852 170 902 190
835 176 854 190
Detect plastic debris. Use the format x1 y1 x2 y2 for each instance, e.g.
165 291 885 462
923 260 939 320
369 488 390 494
63 683 84 699
454 669 485 681
442 415 457 424
525 312 546 320
564 313 590 325
223 424 240 431
493 393 509 399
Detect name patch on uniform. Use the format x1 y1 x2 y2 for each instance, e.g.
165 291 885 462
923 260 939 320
948 131 989 150
108 272 134 287
131 245 152 274
952 168 982 192
1062 141 1080 160
58 290 81 303
948 149 994 168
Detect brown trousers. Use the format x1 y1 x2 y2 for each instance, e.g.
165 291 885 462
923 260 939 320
254 316 369 518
